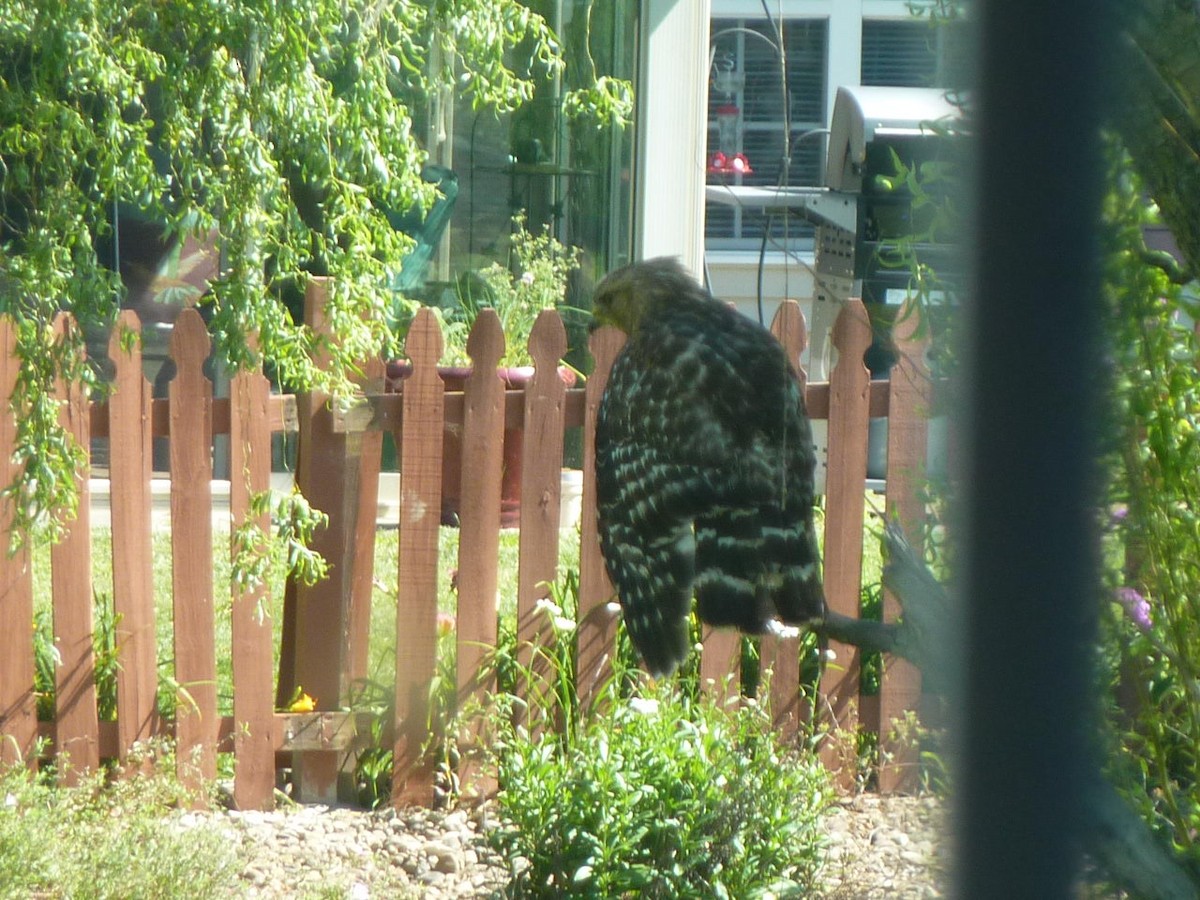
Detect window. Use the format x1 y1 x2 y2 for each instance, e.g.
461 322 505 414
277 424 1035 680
861 19 956 87
705 10 962 250
705 18 828 247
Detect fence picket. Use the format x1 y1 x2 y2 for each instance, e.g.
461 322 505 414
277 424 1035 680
700 628 742 698
455 310 506 797
50 314 99 782
762 299 810 737
879 300 932 792
577 326 624 711
515 311 568 732
392 308 445 806
818 300 873 779
0 315 35 768
169 310 218 791
107 311 158 772
229 339 277 810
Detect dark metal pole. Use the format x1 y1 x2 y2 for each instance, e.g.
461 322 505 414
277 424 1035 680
956 2 1113 896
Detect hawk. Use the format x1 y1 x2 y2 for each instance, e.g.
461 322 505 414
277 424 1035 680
592 257 826 676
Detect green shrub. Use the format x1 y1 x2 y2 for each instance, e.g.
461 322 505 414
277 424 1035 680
486 681 831 898
1100 143 1200 865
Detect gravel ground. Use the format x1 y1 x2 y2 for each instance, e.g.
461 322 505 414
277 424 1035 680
817 793 947 899
173 790 947 898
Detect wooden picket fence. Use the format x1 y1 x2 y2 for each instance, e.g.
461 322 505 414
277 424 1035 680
0 279 934 809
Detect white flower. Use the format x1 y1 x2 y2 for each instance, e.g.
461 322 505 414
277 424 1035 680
534 597 574 632
519 270 536 286
628 697 660 716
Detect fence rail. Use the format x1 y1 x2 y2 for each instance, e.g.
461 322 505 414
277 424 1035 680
0 281 934 807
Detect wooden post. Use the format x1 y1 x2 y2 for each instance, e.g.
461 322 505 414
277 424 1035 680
347 353 385 689
286 277 365 803
761 299 810 739
107 312 159 774
392 308 444 806
168 310 218 791
515 311 567 733
0 315 35 768
576 326 624 712
229 338 277 810
878 300 931 793
50 314 99 782
818 300 872 782
454 310 505 798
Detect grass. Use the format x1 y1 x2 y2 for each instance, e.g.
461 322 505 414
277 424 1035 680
0 744 242 899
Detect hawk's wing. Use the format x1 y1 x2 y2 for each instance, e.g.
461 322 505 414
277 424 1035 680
596 303 824 676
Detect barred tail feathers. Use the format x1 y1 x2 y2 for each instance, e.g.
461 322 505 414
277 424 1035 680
601 523 696 677
766 507 826 624
694 508 772 631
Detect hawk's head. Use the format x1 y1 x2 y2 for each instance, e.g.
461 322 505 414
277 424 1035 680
591 257 705 335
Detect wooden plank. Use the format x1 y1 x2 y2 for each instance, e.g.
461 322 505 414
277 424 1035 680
806 380 888 420
515 311 568 734
229 341 277 811
50 314 99 782
0 315 36 768
168 310 218 792
817 300 873 782
576 326 624 711
329 380 888 438
276 711 358 752
454 311 505 799
761 299 810 737
878 300 932 793
45 711 361 761
107 311 159 773
90 394 297 439
391 308 444 806
330 387 587 435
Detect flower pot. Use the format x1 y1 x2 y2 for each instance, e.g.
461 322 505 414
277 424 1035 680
385 362 576 528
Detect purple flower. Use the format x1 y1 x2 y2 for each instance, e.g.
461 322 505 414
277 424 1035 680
1115 587 1152 633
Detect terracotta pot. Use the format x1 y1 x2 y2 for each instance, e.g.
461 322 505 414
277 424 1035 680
385 361 577 528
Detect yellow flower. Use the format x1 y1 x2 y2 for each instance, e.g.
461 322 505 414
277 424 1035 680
289 691 316 713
